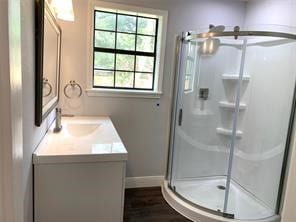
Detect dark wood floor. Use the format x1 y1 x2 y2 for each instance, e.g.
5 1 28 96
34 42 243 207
124 187 192 222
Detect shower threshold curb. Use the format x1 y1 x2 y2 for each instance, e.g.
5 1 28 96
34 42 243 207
161 180 280 222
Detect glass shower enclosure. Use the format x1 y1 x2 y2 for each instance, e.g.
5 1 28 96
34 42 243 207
166 26 296 220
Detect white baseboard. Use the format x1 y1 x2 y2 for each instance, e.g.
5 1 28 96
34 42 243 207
125 176 165 189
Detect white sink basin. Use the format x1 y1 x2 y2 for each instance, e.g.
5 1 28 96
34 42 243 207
33 116 128 164
66 123 101 137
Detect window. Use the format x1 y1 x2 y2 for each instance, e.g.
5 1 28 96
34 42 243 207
93 11 158 90
87 2 168 98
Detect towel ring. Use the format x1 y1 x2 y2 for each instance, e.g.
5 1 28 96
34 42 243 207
43 78 52 97
64 80 83 99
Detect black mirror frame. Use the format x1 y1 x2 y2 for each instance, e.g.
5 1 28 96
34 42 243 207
35 0 62 126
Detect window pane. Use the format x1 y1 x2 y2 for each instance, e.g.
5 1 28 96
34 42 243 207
136 35 155 52
94 31 115 48
117 15 136 33
94 52 115 69
115 72 134 88
137 17 156 35
116 54 134 71
136 56 154 72
135 73 153 89
94 70 114 87
95 11 116 31
117 33 135 50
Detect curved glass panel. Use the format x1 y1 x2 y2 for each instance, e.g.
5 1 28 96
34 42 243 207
227 35 296 219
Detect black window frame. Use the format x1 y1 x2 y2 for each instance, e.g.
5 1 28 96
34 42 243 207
92 10 159 91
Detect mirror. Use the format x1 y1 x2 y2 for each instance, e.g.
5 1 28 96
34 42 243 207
35 0 61 126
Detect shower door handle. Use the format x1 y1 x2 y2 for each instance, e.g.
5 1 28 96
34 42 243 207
178 109 183 126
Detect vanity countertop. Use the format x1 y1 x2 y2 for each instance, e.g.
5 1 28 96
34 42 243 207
33 116 128 164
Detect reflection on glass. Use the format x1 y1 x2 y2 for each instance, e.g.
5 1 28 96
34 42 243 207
185 60 194 76
43 78 53 98
188 42 197 57
43 15 59 108
184 75 192 91
184 42 196 91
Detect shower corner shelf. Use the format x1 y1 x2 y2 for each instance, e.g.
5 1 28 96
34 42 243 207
216 127 243 138
222 74 251 81
219 101 247 110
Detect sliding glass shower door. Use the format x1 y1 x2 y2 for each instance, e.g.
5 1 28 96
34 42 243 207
169 35 246 216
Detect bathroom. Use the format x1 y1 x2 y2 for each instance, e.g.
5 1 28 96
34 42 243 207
1 0 296 221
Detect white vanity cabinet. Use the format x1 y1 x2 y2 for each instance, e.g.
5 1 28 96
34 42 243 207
33 116 128 222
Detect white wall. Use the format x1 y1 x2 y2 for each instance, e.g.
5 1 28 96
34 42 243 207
0 2 13 221
245 0 296 30
0 0 24 221
58 0 247 178
21 1 55 222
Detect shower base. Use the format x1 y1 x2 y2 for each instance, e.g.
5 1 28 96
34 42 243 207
162 178 280 222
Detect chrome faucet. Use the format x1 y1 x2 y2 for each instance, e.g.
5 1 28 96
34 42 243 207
53 107 62 133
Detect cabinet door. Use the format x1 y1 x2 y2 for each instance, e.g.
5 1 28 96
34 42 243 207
35 161 126 222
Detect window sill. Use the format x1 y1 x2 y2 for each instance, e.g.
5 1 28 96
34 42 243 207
85 88 162 99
